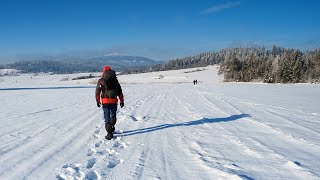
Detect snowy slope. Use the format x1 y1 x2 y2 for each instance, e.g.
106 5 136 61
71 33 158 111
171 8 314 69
0 72 100 88
0 69 19 76
0 66 319 179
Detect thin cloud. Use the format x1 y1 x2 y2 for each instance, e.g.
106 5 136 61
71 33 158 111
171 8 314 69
200 1 240 15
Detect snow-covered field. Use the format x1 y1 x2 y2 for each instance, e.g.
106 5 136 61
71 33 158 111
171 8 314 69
0 66 319 180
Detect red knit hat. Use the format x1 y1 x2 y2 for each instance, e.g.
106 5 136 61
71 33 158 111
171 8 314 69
103 66 111 72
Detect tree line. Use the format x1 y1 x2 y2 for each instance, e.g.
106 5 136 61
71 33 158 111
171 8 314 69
121 51 224 74
122 46 320 83
219 46 320 83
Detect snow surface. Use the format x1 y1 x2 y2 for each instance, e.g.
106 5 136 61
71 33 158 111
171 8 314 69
0 69 19 76
0 65 320 179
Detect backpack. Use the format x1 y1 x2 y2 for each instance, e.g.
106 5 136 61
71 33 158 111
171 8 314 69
101 70 118 98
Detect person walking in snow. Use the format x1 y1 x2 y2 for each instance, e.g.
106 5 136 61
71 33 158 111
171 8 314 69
95 66 124 140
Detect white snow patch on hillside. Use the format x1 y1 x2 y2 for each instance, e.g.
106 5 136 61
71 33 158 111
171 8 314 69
0 69 19 76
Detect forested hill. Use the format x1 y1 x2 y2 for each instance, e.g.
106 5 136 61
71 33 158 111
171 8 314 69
0 55 158 73
218 47 320 83
121 51 225 74
123 46 320 83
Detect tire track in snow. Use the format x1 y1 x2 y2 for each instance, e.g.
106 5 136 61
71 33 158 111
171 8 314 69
0 99 87 120
202 87 320 154
118 87 157 122
232 125 319 178
132 151 148 179
127 88 174 179
0 109 100 179
0 105 96 156
196 87 318 147
193 86 319 178
179 85 315 179
197 86 320 143
0 109 80 155
172 87 258 179
224 93 320 140
105 86 189 179
183 87 264 160
0 100 89 139
143 86 247 179
27 111 102 179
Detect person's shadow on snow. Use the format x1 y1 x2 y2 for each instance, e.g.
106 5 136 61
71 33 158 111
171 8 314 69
121 114 250 137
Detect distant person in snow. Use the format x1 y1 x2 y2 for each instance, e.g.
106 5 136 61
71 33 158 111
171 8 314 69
193 80 196 85
95 66 124 140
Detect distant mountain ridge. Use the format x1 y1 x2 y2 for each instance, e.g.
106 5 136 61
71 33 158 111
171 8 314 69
87 55 157 66
0 55 159 73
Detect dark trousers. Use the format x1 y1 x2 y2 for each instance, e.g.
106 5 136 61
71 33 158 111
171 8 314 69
103 104 117 132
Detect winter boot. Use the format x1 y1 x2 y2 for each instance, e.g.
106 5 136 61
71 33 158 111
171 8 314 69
105 122 114 140
105 132 113 140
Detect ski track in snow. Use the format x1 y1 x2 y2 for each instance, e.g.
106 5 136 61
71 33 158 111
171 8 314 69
0 66 319 179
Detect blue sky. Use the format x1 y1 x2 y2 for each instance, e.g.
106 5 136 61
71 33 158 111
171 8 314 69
0 0 319 62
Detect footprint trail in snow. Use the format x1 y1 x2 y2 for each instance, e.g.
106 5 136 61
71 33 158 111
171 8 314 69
57 121 130 180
